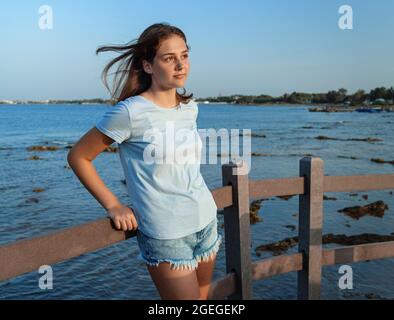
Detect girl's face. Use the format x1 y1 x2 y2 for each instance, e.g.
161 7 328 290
143 35 190 89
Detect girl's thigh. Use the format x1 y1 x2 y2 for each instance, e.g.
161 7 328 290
146 262 201 300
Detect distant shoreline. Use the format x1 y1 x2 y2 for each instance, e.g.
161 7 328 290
2 86 393 107
0 100 318 106
1 101 392 109
0 101 346 107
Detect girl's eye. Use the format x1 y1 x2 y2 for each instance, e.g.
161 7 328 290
164 54 188 62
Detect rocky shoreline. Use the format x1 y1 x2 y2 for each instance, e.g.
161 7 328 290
309 105 394 113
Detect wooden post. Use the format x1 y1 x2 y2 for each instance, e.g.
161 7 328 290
221 159 252 300
297 156 324 300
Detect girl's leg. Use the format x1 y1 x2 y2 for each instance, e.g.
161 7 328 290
196 253 217 300
146 262 201 300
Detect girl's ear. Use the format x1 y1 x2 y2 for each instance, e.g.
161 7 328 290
142 59 152 74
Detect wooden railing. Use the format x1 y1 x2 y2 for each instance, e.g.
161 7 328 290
1 156 393 300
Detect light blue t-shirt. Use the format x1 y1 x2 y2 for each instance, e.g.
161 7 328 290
95 95 218 239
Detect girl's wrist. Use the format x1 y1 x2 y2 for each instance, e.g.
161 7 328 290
105 201 122 211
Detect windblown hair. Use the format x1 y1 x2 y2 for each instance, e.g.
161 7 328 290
96 22 193 105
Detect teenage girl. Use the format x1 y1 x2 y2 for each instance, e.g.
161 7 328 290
67 23 222 300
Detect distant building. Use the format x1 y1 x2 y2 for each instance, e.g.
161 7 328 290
373 98 386 105
0 100 16 104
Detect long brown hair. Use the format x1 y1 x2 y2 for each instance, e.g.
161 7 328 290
96 23 193 105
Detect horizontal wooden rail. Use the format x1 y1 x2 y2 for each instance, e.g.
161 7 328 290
247 241 394 282
322 241 394 266
251 253 303 281
212 185 233 209
0 186 233 282
249 177 304 199
208 272 237 300
0 218 135 281
249 174 394 200
323 174 394 193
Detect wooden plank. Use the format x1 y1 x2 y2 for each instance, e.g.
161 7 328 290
251 253 303 281
250 241 394 283
248 174 394 200
297 157 324 300
212 185 233 209
0 185 227 282
322 241 394 266
0 218 135 281
324 174 394 193
208 273 237 300
249 177 304 199
222 159 252 300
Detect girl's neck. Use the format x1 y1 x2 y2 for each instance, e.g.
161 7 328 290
141 89 179 108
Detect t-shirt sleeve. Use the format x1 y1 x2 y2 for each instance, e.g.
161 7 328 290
95 101 132 144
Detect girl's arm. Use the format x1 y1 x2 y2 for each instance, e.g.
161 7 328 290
67 127 137 231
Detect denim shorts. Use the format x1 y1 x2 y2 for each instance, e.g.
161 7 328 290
136 217 222 271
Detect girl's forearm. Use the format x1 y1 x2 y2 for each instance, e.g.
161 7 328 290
67 156 121 211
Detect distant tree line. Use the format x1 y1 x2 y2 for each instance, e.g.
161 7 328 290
47 98 110 104
199 86 394 106
3 86 393 106
0 98 112 105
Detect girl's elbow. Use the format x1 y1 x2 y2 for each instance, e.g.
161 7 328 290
67 148 79 165
67 148 93 165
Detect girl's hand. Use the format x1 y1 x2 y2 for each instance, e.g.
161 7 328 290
106 204 138 231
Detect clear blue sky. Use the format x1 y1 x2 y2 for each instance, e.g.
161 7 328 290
1 0 393 100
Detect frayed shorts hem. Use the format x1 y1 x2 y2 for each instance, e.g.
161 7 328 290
138 233 222 271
